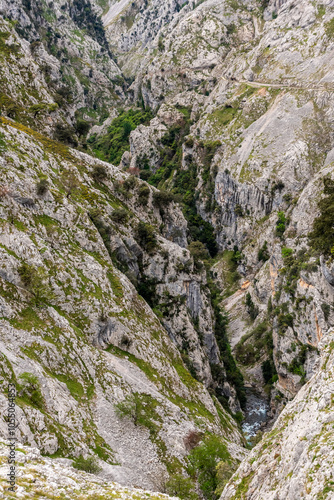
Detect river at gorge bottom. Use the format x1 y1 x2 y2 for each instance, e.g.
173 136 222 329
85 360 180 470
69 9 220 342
242 388 270 441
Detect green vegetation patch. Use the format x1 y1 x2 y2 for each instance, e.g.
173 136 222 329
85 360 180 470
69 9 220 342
0 92 25 122
275 211 287 238
0 131 6 152
107 271 123 299
325 18 334 39
187 434 234 500
0 30 21 60
115 392 162 432
53 373 85 400
34 214 60 228
309 177 334 257
1 117 75 162
17 372 45 410
287 343 317 383
218 249 241 298
134 221 158 254
229 470 255 499
207 105 238 130
88 108 153 164
279 247 316 299
72 455 102 474
17 262 53 306
173 359 200 390
166 474 197 500
10 307 45 331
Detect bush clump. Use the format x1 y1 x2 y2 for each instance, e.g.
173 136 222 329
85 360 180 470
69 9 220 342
279 247 312 298
188 241 209 262
184 137 194 148
114 393 161 434
321 302 331 321
152 190 174 207
215 461 236 497
184 430 202 452
287 343 311 382
309 177 334 257
18 263 52 305
166 474 197 500
137 185 150 205
235 322 273 366
135 222 157 253
92 165 108 183
61 169 80 198
114 395 140 425
245 292 259 321
325 18 334 39
123 175 137 191
234 204 244 217
76 119 90 136
72 455 102 474
271 180 285 195
110 208 128 224
261 359 277 384
258 241 269 262
275 211 287 238
187 435 233 500
54 123 77 146
18 372 44 410
36 177 49 196
278 312 294 332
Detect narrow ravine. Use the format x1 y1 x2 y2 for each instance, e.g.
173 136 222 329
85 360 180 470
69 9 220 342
242 388 270 442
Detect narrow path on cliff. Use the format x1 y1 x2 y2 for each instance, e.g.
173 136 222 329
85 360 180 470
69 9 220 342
145 65 334 92
235 78 334 92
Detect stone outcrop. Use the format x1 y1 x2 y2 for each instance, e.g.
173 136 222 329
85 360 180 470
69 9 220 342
0 441 178 499
220 327 334 499
320 255 334 288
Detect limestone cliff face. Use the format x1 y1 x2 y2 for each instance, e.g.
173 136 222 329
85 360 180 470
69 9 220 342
120 0 334 415
110 0 334 495
0 2 122 137
0 116 245 490
220 327 334 500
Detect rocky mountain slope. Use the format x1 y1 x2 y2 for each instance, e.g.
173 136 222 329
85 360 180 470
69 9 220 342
0 441 177 499
0 1 122 138
221 328 334 499
0 115 245 493
0 0 334 498
112 0 334 417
